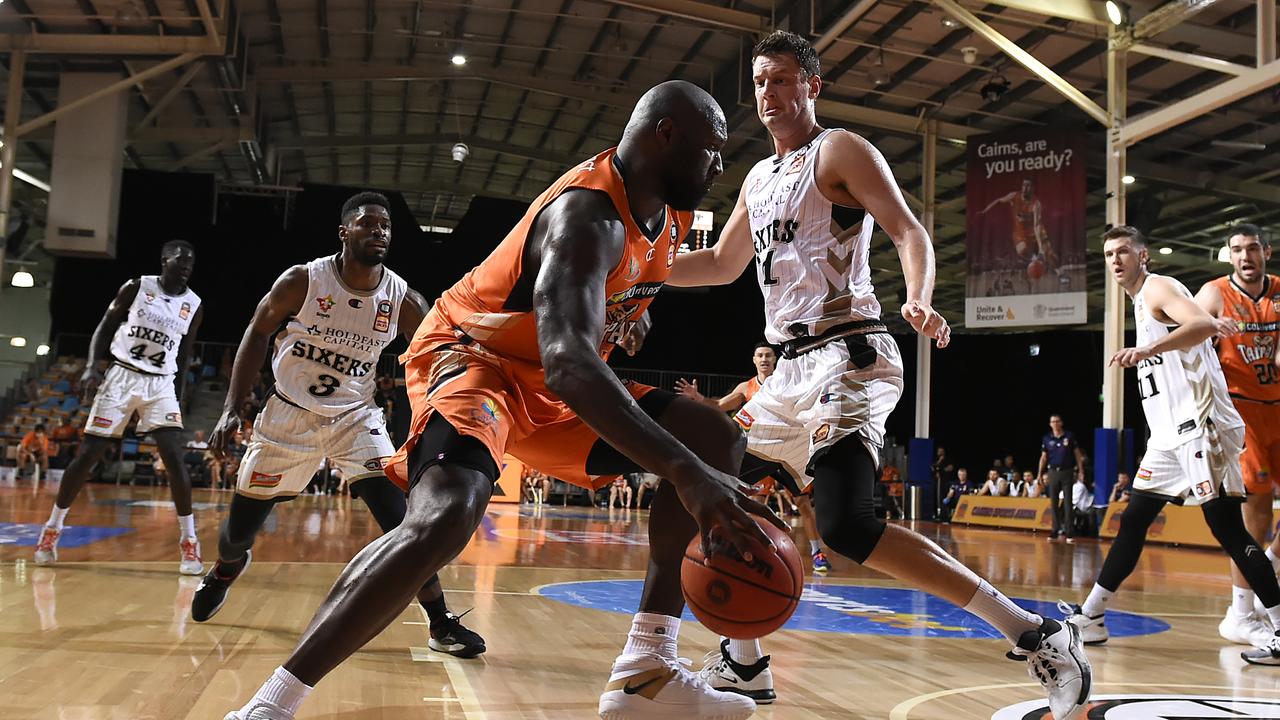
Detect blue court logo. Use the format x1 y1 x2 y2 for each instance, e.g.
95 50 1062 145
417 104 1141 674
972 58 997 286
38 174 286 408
0 522 133 548
535 580 1170 640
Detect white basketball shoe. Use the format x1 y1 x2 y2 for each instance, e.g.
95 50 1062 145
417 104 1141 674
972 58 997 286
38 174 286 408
599 653 756 720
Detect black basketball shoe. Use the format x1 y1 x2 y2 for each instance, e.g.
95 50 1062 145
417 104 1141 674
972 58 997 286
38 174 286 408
429 610 487 658
191 551 251 622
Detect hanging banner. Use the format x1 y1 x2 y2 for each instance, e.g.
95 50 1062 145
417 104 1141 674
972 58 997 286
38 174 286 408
964 128 1088 328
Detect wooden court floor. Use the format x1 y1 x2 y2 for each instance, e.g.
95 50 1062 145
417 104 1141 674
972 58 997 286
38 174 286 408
2 482 1279 719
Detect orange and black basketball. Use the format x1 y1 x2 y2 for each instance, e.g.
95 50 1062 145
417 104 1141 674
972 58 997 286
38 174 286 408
681 518 803 639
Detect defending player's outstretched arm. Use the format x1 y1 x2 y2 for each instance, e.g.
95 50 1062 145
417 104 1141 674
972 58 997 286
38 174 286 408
209 265 307 456
665 187 753 288
817 129 950 349
530 188 783 558
83 278 141 382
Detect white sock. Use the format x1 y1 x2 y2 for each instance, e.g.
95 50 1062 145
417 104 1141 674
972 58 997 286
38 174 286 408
249 666 312 714
809 540 821 555
727 637 762 664
1081 583 1115 618
1267 546 1280 573
47 505 69 530
963 579 1042 644
1267 605 1280 630
177 514 196 538
620 612 680 661
1233 586 1257 617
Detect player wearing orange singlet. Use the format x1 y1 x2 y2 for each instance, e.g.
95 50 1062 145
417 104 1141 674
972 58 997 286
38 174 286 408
225 81 783 720
1196 223 1280 646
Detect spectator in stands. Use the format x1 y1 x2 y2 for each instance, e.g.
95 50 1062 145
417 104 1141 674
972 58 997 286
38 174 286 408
522 467 543 504
1027 472 1047 498
940 468 972 522
22 377 41 404
19 424 51 479
881 463 904 519
977 468 1008 496
222 429 246 480
184 430 216 488
1003 454 1019 482
608 475 633 508
1110 472 1132 504
1008 470 1031 497
634 472 661 510
1073 474 1096 536
50 416 80 468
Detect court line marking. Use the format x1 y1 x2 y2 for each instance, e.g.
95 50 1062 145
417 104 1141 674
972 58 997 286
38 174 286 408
415 605 488 720
888 682 1280 719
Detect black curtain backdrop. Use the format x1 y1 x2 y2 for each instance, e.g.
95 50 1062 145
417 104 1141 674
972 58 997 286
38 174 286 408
51 169 1147 472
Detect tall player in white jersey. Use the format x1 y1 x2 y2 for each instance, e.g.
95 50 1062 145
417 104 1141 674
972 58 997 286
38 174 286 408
669 31 1091 718
192 192 484 658
34 240 206 574
1063 225 1280 666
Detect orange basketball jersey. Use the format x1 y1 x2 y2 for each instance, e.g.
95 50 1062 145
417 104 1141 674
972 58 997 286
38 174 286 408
406 147 690 379
1011 194 1039 241
743 376 761 403
1212 274 1280 403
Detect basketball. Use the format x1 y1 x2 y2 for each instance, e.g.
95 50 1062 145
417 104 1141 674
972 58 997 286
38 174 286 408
681 518 804 639
1027 256 1046 280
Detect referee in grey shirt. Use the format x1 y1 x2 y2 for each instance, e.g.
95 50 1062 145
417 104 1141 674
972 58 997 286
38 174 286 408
1039 414 1087 542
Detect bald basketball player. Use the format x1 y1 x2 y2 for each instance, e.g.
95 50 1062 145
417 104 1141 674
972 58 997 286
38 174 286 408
226 81 782 720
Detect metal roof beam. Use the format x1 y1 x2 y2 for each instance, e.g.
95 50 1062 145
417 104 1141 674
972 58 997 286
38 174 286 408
1133 0 1224 39
592 0 769 33
1120 59 1280 145
0 34 223 55
275 133 571 166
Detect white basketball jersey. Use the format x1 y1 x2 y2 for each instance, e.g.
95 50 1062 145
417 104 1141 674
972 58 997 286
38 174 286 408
272 256 408 417
108 275 201 377
1133 273 1243 450
742 127 880 344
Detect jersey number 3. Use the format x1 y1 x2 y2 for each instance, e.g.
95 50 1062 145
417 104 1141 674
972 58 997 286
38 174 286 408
309 374 341 397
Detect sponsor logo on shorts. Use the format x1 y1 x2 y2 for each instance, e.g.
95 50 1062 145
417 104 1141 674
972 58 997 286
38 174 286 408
248 471 282 488
1136 467 1152 480
1193 480 1214 498
164 412 182 423
315 294 335 317
470 398 502 427
374 299 392 333
364 458 385 472
812 423 831 443
92 416 113 428
734 409 754 431
179 301 191 320
1178 419 1197 435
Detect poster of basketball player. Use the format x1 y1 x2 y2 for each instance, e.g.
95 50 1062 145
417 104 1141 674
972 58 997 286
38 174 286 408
965 128 1087 328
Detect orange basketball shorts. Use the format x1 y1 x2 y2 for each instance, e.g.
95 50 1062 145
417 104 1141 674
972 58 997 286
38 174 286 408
1236 399 1280 495
386 342 660 492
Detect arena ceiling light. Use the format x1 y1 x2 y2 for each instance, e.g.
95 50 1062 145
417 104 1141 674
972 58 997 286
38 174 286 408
1121 175 1136 184
1105 0 1129 27
451 53 467 66
36 344 49 356
9 336 26 347
1158 247 1174 255
10 269 34 287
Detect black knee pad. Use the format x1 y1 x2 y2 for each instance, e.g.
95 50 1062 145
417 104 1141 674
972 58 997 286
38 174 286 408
811 436 886 564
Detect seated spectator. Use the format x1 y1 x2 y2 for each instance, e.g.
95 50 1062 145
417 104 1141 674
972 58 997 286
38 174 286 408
1110 472 1132 504
940 468 972 521
633 472 661 510
608 475 633 508
881 464 904 519
223 429 247 480
977 468 1008 496
19 424 51 478
522 467 543 504
1003 454 1019 482
50 416 80 468
1007 470 1034 497
1026 472 1047 498
1073 474 1096 536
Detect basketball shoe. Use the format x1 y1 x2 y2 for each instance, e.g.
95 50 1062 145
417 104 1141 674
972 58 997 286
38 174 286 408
191 551 252 622
1007 618 1092 720
179 536 204 575
33 526 61 566
811 551 831 574
599 653 756 720
699 639 774 704
1242 633 1280 666
1219 606 1274 646
429 610 487 658
1059 601 1109 645
224 701 292 720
